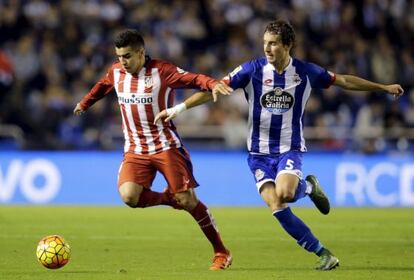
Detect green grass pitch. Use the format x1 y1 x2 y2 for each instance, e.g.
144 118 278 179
0 206 413 280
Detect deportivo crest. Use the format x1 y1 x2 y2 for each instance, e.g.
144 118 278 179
255 169 265 181
260 87 294 114
293 74 302 84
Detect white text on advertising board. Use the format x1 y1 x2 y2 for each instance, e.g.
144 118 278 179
0 159 61 203
336 163 414 206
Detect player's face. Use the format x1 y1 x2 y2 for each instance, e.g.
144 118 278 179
263 32 291 66
115 46 145 74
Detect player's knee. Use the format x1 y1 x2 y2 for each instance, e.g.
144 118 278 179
276 188 295 203
119 183 141 208
174 191 197 210
282 192 295 202
120 193 138 208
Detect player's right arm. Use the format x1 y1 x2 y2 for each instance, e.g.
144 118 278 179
73 65 115 115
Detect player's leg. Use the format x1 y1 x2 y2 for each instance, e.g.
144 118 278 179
118 181 144 207
251 154 322 257
175 189 232 270
174 189 228 253
260 174 321 253
117 153 177 208
277 151 309 203
273 173 324 251
154 147 231 270
249 153 338 270
278 151 330 213
273 173 339 270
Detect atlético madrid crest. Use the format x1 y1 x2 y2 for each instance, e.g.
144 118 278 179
145 76 153 87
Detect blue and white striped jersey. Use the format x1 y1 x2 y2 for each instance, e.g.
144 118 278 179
226 57 335 154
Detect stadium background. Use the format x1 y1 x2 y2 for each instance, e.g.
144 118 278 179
1 0 414 207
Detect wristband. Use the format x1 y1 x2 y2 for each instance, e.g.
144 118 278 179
175 103 187 113
166 103 187 116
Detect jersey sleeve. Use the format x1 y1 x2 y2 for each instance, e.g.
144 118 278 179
160 61 218 91
79 66 115 109
305 62 335 89
222 61 253 89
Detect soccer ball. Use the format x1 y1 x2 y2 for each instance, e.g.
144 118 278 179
36 235 71 269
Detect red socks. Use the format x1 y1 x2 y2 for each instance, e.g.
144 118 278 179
136 192 226 253
136 189 170 208
190 201 227 253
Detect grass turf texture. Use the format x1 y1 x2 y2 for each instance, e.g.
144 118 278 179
0 206 413 280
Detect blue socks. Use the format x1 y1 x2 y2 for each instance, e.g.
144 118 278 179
273 207 323 255
290 179 307 202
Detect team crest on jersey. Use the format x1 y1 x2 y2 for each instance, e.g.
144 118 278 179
255 169 265 181
145 75 153 87
144 75 153 93
260 87 294 114
144 76 153 93
293 74 302 84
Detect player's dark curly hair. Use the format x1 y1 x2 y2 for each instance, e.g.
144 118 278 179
264 20 296 48
114 29 145 50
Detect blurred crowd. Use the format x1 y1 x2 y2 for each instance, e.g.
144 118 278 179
0 0 413 153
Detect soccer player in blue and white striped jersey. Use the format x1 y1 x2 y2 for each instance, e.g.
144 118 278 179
155 20 404 271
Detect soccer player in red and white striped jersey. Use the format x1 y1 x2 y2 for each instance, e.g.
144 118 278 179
74 29 233 270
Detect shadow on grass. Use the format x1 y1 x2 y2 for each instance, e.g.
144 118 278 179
232 265 414 272
342 266 414 272
230 267 308 272
6 270 109 275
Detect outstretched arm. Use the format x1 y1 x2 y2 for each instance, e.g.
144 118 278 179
73 66 115 115
334 74 404 98
154 91 214 123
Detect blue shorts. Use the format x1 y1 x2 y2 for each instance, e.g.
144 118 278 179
247 151 304 191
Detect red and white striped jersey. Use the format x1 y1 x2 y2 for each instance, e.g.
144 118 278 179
79 56 218 155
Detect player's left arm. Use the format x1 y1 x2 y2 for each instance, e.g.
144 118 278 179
334 74 404 98
154 91 213 123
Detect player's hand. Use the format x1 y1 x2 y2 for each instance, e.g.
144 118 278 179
154 109 169 124
155 103 186 124
385 84 404 99
154 103 187 124
73 103 85 116
212 82 233 102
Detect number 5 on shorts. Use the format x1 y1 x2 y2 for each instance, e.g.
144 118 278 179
286 159 294 170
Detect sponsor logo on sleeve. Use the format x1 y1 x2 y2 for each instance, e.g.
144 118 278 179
229 65 242 77
176 67 188 74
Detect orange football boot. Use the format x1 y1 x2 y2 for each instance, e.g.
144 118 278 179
209 250 232 270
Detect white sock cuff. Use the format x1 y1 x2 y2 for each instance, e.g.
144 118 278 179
272 207 289 216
